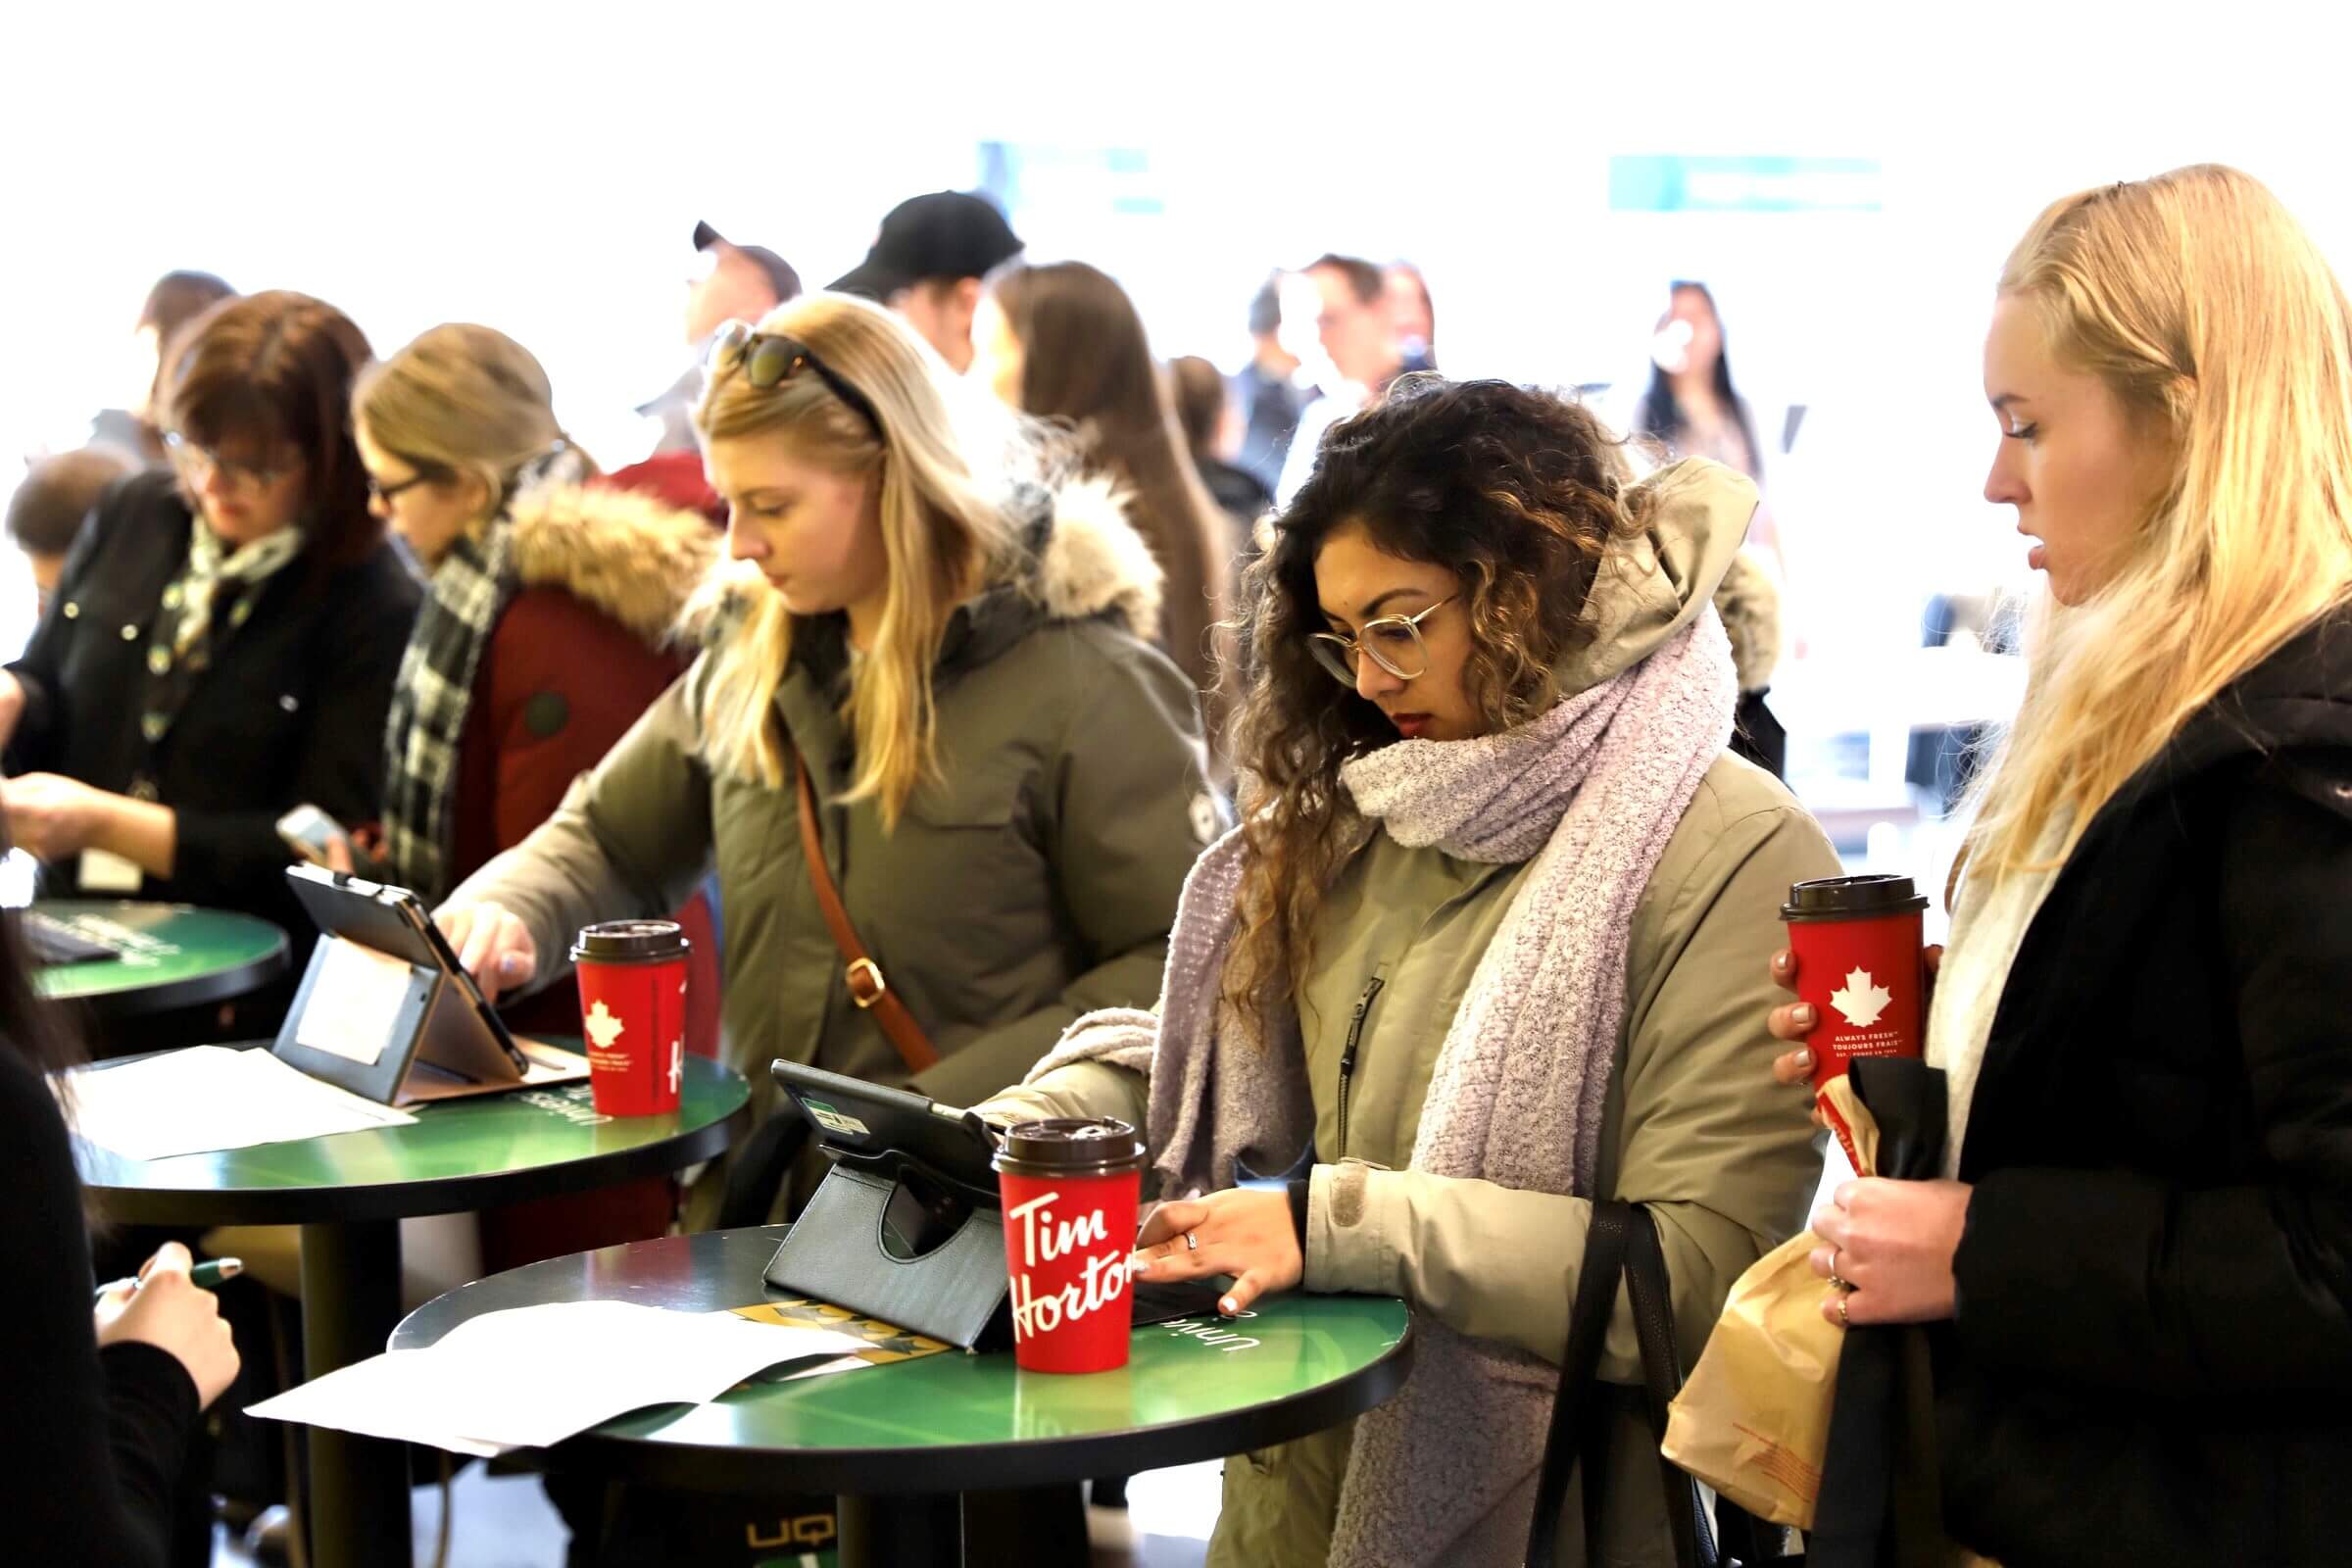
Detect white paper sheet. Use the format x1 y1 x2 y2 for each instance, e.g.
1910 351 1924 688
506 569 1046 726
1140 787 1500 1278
61 1046 416 1161
246 1300 876 1454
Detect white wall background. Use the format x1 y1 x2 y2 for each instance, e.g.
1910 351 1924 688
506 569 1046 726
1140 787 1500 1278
4 0 2349 679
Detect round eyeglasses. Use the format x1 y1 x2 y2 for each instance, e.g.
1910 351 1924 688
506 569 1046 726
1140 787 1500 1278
1306 596 1455 686
163 430 298 492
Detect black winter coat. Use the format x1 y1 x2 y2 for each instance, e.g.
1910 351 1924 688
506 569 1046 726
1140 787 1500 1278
4 471 419 942
1938 612 2352 1566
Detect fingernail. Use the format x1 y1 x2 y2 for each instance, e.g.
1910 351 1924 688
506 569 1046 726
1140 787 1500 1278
1793 1047 1813 1072
1125 1254 1150 1277
1219 1296 1239 1315
1796 1006 1816 1031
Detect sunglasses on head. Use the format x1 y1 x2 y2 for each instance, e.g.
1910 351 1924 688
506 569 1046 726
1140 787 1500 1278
709 321 885 439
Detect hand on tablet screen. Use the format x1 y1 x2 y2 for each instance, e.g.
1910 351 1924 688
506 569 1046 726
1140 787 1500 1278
433 900 539 1004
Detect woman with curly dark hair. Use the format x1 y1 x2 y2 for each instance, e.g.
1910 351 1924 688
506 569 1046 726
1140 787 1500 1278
979 377 1837 1566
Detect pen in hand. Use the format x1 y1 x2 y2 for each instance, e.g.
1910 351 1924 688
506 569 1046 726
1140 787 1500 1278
94 1256 242 1303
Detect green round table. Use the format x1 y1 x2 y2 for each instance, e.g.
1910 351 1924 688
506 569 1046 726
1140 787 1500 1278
394 1225 1415 1566
32 899 288 1020
76 1046 751 1568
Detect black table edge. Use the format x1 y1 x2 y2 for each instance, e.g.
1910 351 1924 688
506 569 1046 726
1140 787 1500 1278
81 1085 751 1226
64 936 290 1022
461 1305 1417 1496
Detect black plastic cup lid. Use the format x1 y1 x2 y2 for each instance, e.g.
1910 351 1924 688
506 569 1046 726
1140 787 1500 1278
569 919 690 963
1781 874 1929 922
993 1117 1146 1176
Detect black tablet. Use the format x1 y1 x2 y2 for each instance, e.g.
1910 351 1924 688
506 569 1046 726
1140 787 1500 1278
768 1059 1228 1326
770 1059 1000 1202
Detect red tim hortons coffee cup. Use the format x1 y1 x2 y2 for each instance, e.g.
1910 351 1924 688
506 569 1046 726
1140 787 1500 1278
1782 875 1930 1096
569 920 690 1116
993 1118 1147 1374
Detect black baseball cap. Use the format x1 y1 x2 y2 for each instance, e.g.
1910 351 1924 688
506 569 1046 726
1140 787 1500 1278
829 192 1024 301
693 220 803 304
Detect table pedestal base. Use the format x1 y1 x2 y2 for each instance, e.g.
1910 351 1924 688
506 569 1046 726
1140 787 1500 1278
300 1219 409 1568
839 1492 958 1566
839 1484 1087 1568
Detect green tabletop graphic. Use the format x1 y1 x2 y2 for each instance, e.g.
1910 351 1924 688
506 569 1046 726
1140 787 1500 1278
83 1044 752 1568
395 1225 1415 1498
33 899 288 1016
77 1047 750 1228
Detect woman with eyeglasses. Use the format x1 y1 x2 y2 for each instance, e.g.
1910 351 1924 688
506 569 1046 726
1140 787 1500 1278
349 325 717 1031
434 292 1214 1230
977 378 1837 1567
0 291 420 981
343 323 722 1271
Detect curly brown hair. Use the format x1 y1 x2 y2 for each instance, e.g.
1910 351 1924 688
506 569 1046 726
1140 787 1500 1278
1223 376 1645 1028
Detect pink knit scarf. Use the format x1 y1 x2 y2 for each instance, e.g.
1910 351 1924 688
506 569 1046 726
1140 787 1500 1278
1027 608 1738 1565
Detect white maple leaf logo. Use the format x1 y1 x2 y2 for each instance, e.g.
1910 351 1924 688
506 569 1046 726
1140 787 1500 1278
1829 968 1893 1029
584 1000 626 1050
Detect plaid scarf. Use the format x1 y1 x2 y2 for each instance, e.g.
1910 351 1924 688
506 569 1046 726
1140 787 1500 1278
381 446 584 902
139 520 307 756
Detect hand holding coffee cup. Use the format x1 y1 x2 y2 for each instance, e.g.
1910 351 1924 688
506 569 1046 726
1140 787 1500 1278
1770 944 1944 1097
1778 876 1932 1090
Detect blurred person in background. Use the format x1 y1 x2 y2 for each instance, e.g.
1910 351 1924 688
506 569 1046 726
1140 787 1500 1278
1275 253 1408 507
637 221 802 459
0 291 419 995
87 270 236 469
1385 260 1438 371
971 260 1236 753
7 450 128 613
1637 280 1788 775
1237 273 1308 495
1168 353 1273 547
832 190 1024 372
1637 282 1766 488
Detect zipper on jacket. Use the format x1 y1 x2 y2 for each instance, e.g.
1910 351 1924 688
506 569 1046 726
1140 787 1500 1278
1336 973 1386 1159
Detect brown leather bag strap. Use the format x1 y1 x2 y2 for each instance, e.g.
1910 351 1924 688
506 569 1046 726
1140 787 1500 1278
793 751 941 1074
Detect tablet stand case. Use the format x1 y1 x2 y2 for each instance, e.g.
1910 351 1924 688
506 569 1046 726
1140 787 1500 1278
763 1154 1013 1351
270 935 527 1105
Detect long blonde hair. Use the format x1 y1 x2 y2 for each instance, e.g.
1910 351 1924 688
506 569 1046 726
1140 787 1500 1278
692 292 1025 826
352 323 580 524
1963 165 2352 889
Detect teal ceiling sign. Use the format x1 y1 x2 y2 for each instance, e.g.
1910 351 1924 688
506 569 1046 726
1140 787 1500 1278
1610 155 1883 213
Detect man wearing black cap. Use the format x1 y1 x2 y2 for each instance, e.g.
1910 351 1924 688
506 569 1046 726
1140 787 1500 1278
639 221 803 455
830 190 1023 373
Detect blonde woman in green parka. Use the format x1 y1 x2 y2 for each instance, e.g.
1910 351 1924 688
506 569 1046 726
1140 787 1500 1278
435 292 1219 1224
980 378 1836 1567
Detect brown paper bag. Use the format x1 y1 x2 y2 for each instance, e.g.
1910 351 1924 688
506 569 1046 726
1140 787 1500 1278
1660 1075 1881 1530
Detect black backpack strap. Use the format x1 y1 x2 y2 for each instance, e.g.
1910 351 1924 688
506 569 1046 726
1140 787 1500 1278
1531 1200 1788 1568
1526 1200 1634 1568
1623 1204 1722 1568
